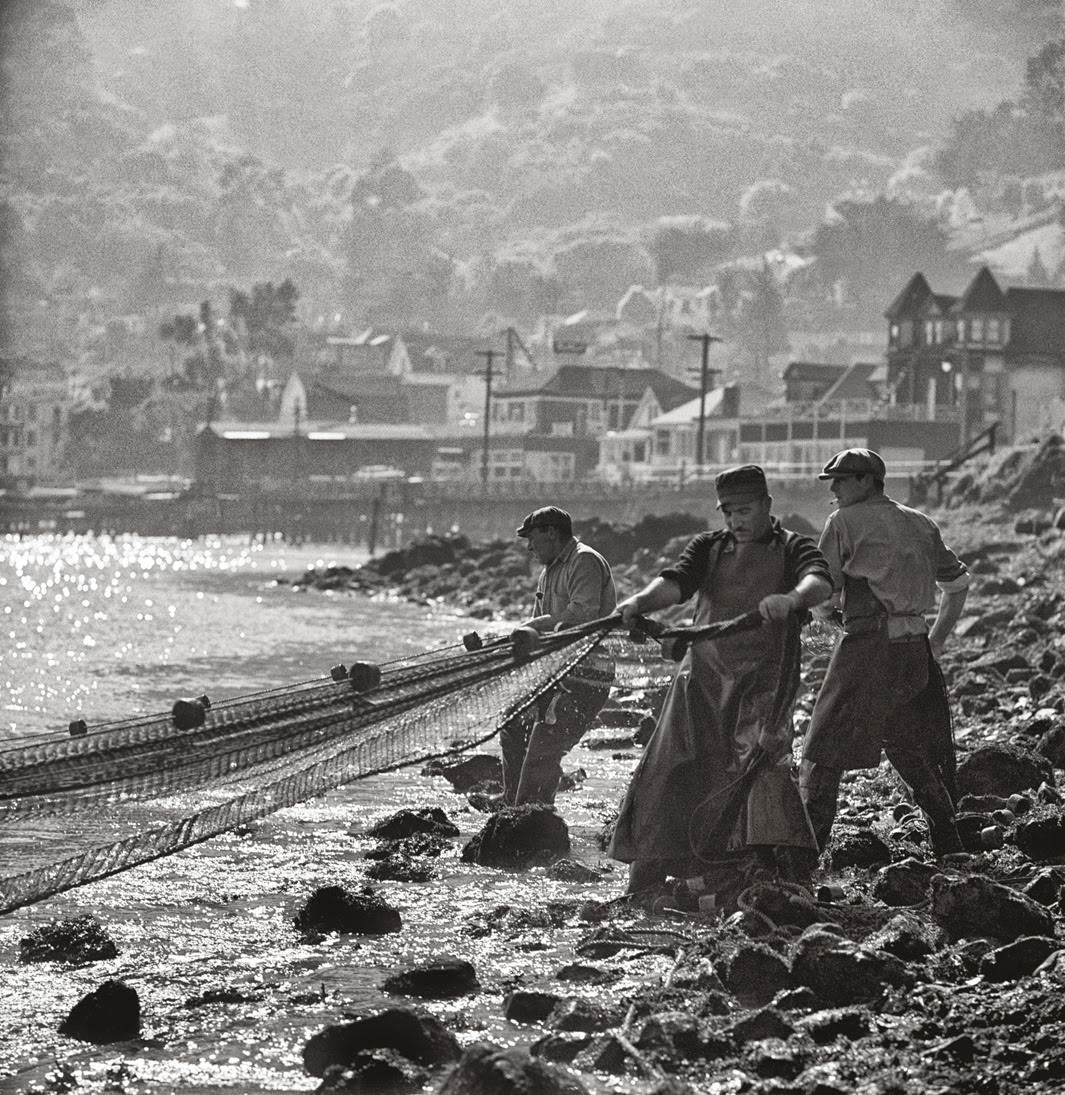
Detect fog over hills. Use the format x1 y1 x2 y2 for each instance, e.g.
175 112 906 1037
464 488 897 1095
2 0 1063 355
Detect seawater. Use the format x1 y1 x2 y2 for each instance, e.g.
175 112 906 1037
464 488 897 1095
0 534 635 1095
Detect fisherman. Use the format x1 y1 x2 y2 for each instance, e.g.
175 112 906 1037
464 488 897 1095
609 465 832 897
496 506 617 807
799 448 971 858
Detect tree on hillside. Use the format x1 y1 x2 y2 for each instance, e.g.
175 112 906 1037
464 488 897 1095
228 280 301 366
734 262 789 388
651 217 737 286
800 198 968 326
935 37 1065 188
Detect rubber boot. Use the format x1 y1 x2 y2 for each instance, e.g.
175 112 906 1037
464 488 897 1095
913 780 963 857
513 714 572 805
798 761 843 854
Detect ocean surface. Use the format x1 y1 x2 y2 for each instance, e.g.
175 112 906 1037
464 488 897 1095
0 533 639 1094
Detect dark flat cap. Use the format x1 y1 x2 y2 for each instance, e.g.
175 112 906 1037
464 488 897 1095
516 506 573 537
715 464 769 508
818 448 887 480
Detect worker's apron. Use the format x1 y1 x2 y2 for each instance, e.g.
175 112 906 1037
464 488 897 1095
610 538 815 867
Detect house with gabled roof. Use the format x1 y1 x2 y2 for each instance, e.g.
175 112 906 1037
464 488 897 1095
885 265 1065 443
600 384 741 483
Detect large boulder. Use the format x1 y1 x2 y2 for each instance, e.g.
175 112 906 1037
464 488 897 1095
58 980 140 1043
955 744 1054 799
437 1042 590 1095
929 873 1055 942
303 1007 461 1078
461 804 570 868
790 926 913 1005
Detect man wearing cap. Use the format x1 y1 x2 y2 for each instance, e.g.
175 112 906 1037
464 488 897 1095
608 465 832 895
800 448 970 858
496 506 617 807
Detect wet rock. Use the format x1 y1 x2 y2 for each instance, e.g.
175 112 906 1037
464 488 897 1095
956 793 1011 813
365 832 452 860
826 828 892 870
529 1030 593 1063
58 980 140 1043
1022 865 1065 904
796 1006 871 1044
318 1048 430 1092
438 1041 591 1094
546 996 622 1033
723 941 793 1006
461 804 570 868
728 1006 794 1043
741 881 821 930
772 986 824 1013
1015 809 1065 860
364 854 437 882
365 806 460 840
422 753 503 792
929 873 1055 942
303 1007 461 1078
745 1037 806 1079
871 857 940 906
1036 725 1065 768
791 926 913 1005
556 962 619 985
635 1012 732 1061
955 743 1055 798
546 858 604 883
294 884 401 936
504 990 560 1024
381 957 480 999
19 914 119 964
967 650 1032 676
979 935 1062 982
867 912 946 961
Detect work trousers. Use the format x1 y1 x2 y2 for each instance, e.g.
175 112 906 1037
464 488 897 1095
800 742 961 857
499 674 611 806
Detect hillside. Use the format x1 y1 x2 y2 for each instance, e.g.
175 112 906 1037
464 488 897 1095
1 0 1063 359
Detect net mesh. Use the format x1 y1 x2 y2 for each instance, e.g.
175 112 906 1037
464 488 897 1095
0 625 622 914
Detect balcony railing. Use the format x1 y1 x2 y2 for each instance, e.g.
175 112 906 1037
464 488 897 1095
746 399 961 424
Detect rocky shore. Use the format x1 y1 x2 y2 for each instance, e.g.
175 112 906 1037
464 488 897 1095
284 436 1065 1093
18 436 1065 1095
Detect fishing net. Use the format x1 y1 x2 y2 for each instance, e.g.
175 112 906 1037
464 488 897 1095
0 622 622 914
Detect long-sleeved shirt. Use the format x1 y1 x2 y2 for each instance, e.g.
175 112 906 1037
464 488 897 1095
817 493 970 638
533 537 616 629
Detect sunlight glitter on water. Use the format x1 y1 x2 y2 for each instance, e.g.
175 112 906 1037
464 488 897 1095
0 532 637 1094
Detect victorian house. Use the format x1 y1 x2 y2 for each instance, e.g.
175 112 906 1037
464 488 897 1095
885 267 1065 445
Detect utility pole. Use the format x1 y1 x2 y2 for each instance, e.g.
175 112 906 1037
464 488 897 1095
687 333 722 473
477 349 498 491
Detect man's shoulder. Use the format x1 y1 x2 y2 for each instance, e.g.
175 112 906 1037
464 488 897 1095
573 539 611 566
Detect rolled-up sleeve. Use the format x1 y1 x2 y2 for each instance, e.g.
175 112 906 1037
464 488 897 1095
660 533 714 603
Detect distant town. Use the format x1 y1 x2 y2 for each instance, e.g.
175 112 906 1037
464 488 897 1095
2 264 1064 541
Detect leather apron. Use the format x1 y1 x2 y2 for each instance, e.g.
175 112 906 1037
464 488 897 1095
610 537 816 866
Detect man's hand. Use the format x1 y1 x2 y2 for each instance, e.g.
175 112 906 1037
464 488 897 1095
758 592 799 621
616 597 642 627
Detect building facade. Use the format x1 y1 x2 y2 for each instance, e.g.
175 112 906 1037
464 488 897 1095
0 360 69 484
885 267 1065 445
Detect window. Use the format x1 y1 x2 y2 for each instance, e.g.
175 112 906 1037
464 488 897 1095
655 429 671 457
956 319 966 342
632 441 646 463
987 318 1001 344
971 317 984 343
925 320 935 344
